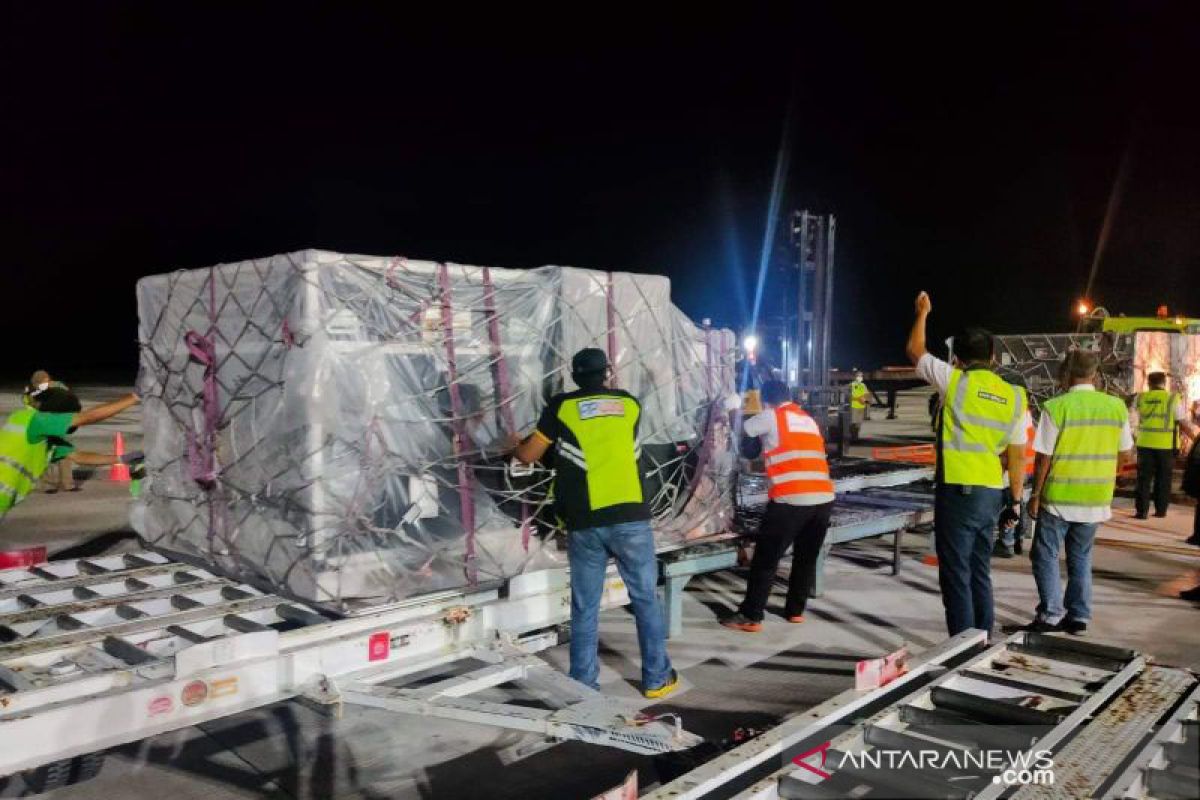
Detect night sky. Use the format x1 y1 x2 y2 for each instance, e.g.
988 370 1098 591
3 4 1199 379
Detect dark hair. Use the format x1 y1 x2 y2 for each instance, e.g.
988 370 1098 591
954 327 994 364
1147 371 1167 389
573 370 607 391
33 386 81 414
761 380 791 406
1059 350 1098 383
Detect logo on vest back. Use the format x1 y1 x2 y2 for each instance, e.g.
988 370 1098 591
578 399 626 420
976 390 1009 405
784 411 816 433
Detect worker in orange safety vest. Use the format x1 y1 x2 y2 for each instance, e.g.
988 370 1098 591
722 380 835 632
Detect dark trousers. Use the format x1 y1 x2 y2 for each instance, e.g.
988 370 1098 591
739 501 833 621
935 484 1003 636
1135 447 1174 516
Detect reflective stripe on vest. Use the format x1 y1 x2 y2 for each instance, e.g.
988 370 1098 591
557 394 644 512
764 403 835 503
1042 390 1126 508
0 408 52 514
1135 390 1177 450
940 368 1023 489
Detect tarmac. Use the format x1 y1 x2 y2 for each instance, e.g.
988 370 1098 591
0 385 142 557
2 387 1198 799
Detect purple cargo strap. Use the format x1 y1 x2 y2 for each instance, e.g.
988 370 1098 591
482 268 531 551
606 272 619 389
182 268 223 551
438 263 478 583
481 268 517 434
183 332 219 489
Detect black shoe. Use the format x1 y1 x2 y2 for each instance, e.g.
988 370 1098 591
719 613 763 633
1153 511 1168 518
1063 619 1088 635
1134 512 1149 520
1180 586 1200 601
1184 536 1200 548
1024 619 1063 633
992 543 1014 559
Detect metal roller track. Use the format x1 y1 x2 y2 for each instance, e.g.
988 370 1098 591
0 548 696 783
648 631 1198 800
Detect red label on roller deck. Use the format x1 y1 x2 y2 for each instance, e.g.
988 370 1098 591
368 632 390 661
147 695 174 717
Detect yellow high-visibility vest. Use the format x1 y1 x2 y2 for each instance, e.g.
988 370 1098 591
939 368 1023 489
0 409 52 517
1136 389 1178 450
850 381 868 410
1043 390 1126 508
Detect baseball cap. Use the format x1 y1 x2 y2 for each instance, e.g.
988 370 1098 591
571 348 609 375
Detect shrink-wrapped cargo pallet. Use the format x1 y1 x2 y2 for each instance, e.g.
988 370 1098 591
994 330 1200 415
135 251 736 613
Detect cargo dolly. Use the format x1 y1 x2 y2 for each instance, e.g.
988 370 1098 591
0 550 700 793
646 630 1200 800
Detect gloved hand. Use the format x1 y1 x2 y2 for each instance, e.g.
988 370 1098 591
999 503 1021 531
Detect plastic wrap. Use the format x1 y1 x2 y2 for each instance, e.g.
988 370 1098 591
995 330 1200 418
135 251 736 612
1132 332 1200 408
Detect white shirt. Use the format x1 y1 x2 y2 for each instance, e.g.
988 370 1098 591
917 353 1025 445
1033 384 1134 523
744 405 830 506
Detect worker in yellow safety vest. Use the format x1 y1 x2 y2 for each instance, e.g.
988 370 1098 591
1 391 140 522
906 291 1027 637
512 348 678 700
1133 372 1195 519
1026 351 1134 635
849 371 869 441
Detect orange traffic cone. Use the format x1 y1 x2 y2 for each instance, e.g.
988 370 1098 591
109 432 131 482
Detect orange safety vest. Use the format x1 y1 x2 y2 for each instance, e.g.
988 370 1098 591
763 403 836 503
1023 416 1036 477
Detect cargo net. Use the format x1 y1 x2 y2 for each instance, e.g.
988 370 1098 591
135 251 737 612
994 330 1200 428
993 332 1137 413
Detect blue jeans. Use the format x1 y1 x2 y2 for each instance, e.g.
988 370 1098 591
567 520 673 690
1031 511 1097 624
935 485 1003 636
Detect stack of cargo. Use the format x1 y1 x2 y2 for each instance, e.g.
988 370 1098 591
995 329 1200 414
134 251 736 612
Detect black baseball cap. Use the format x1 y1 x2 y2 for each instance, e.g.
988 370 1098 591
571 348 609 376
